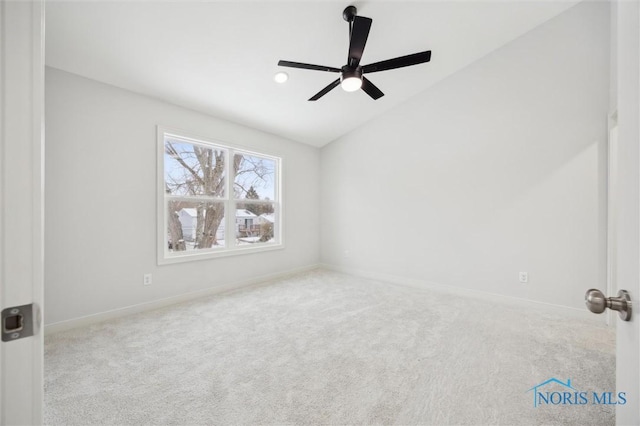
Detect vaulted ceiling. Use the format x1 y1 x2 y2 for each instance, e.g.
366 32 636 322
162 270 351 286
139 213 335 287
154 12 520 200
45 1 579 147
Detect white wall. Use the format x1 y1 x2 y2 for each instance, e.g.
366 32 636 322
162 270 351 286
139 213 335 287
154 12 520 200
320 1 610 310
45 68 320 325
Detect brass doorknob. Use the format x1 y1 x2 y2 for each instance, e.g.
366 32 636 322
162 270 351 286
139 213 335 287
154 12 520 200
585 289 632 321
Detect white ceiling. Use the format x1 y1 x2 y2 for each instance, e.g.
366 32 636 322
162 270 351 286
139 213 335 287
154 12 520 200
45 1 579 147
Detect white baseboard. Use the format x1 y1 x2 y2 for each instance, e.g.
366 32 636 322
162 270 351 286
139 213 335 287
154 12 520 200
46 262 604 335
321 263 605 324
45 263 322 335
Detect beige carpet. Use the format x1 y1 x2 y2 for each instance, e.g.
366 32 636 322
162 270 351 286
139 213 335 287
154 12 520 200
44 269 615 425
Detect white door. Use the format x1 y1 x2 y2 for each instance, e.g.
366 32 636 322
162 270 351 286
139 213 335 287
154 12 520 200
0 0 45 424
613 0 640 424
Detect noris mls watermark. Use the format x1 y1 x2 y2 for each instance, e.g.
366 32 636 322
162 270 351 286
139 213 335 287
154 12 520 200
526 378 626 408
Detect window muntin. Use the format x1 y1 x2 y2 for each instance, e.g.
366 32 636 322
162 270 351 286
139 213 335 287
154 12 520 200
159 129 281 263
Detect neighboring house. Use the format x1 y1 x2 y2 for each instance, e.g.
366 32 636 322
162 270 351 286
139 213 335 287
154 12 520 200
257 213 275 225
178 208 225 241
236 209 259 237
179 208 258 241
178 208 198 241
236 209 258 229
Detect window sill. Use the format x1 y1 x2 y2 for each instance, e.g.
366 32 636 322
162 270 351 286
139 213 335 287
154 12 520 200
158 242 284 265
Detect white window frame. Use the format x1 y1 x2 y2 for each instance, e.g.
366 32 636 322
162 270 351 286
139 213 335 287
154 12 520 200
157 126 283 265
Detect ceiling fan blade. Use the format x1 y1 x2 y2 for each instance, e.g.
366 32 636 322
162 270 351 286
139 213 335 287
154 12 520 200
361 77 384 100
309 78 341 101
348 16 372 68
362 50 431 74
278 60 341 73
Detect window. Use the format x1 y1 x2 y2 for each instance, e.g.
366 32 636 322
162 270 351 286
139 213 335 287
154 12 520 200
158 128 282 263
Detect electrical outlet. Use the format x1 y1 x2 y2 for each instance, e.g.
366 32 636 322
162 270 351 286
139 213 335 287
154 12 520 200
143 273 152 286
519 272 528 283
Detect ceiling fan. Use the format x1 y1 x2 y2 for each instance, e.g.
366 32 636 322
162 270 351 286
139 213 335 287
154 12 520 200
277 5 432 101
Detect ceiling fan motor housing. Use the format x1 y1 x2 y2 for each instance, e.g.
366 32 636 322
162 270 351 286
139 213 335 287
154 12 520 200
341 65 362 82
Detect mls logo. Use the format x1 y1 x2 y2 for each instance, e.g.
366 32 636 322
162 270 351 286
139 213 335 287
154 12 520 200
526 378 626 407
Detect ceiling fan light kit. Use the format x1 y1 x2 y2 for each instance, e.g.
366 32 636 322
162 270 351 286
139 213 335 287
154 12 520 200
277 5 432 101
340 66 363 92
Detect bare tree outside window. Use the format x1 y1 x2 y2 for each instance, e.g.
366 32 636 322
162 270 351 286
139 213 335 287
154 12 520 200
163 136 278 257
